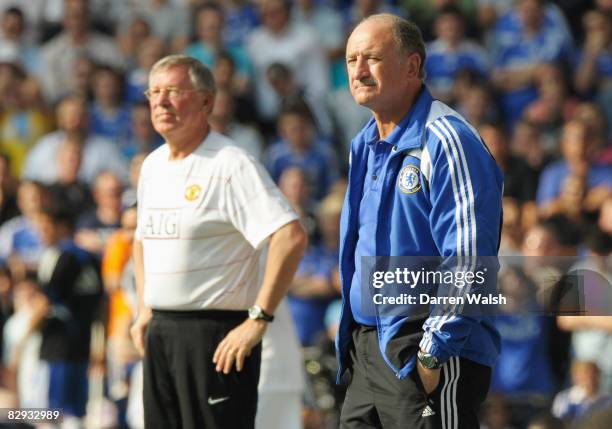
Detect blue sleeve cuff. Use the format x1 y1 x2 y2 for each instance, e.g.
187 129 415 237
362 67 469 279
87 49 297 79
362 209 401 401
419 331 451 364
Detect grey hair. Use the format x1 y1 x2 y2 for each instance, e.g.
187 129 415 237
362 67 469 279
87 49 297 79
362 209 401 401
150 54 217 94
362 13 427 80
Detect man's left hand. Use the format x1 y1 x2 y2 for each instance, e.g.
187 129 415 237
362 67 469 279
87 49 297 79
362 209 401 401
213 319 268 374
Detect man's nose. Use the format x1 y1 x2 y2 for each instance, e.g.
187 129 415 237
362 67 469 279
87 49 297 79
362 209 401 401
352 57 370 80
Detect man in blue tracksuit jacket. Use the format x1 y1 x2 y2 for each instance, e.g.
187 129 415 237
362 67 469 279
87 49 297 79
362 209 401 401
338 14 503 429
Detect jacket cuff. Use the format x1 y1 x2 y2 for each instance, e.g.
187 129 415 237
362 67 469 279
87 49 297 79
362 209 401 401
419 331 451 364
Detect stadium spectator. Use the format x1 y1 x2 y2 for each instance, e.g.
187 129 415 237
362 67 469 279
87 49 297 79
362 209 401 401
599 195 612 235
491 0 573 127
491 267 557 428
292 0 345 63
287 191 342 347
116 16 152 71
89 65 131 147
278 166 318 242
264 100 339 201
103 205 140 426
247 0 329 126
526 414 565 429
72 54 96 99
0 0 45 42
344 0 403 34
122 102 163 160
552 360 612 424
455 82 498 128
480 394 518 429
499 197 524 257
0 181 46 278
571 102 611 164
425 5 489 103
184 2 252 93
480 122 537 202
75 171 123 256
1 275 47 409
0 61 54 176
23 94 129 185
211 51 258 124
574 9 612 97
523 64 577 152
510 119 548 177
556 229 612 394
121 153 146 209
47 138 95 219
222 0 259 47
39 0 124 102
291 0 346 91
0 154 19 227
125 37 167 104
266 62 332 137
119 0 189 52
536 120 612 215
209 89 264 160
0 6 40 75
33 204 104 428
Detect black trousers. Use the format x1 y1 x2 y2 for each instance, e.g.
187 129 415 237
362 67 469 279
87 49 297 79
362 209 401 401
143 310 261 429
340 326 491 429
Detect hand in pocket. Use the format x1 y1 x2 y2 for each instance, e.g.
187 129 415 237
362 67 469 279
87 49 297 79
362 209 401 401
417 361 441 395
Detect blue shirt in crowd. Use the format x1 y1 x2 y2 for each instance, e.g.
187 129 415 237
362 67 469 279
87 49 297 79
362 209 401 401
493 5 573 126
287 245 339 346
536 161 612 206
491 313 555 397
264 139 338 201
425 40 489 98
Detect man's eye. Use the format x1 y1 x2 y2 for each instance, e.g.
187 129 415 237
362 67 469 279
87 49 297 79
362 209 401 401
168 89 178 96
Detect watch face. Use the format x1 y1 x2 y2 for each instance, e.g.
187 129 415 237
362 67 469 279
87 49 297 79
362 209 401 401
249 306 261 319
423 355 436 368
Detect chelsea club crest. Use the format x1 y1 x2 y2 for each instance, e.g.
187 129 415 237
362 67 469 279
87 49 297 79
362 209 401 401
398 165 421 194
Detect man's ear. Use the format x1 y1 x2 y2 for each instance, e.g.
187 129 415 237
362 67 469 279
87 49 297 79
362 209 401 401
406 53 422 79
204 93 215 113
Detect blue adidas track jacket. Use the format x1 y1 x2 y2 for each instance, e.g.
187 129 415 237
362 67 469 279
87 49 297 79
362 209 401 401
336 87 503 381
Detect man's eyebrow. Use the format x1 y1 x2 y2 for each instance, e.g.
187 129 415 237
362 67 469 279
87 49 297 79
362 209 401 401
346 49 382 58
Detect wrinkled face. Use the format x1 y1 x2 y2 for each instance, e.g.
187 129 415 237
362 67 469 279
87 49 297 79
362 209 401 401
147 65 212 138
346 19 419 113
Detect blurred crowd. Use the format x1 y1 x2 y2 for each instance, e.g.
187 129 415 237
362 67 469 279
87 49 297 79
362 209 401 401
0 0 611 428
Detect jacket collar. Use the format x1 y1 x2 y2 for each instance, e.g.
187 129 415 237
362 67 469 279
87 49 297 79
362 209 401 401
356 85 434 152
